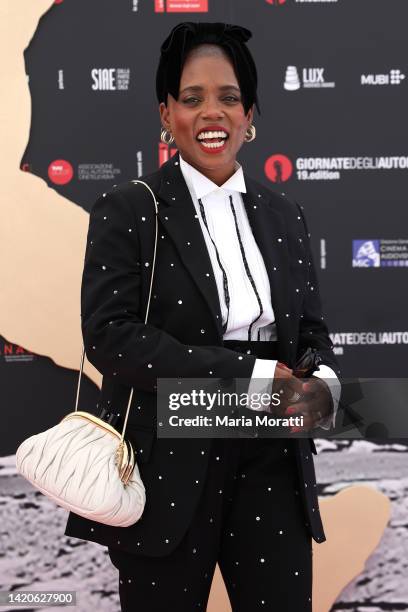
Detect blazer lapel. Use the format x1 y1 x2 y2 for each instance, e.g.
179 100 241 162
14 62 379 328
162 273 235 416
241 180 291 360
156 152 224 339
155 152 291 358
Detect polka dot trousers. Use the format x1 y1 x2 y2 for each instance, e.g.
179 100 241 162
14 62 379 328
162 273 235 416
108 435 312 611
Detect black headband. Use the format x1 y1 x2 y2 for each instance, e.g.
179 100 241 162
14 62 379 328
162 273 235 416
156 21 261 116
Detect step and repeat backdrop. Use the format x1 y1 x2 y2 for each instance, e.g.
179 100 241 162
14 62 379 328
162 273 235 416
1 1 408 610
20 1 408 372
4 0 406 453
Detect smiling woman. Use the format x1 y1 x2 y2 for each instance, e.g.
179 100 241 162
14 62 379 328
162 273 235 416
64 20 341 612
157 23 259 185
160 50 250 179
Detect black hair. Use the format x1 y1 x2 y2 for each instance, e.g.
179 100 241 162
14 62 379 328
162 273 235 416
156 21 261 116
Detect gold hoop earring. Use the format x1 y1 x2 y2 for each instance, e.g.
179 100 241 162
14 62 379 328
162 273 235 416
244 124 256 143
160 127 175 145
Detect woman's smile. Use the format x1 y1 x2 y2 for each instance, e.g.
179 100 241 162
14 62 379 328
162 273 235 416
196 125 230 154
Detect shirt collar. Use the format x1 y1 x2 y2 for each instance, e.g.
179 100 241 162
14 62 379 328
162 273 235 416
179 153 247 200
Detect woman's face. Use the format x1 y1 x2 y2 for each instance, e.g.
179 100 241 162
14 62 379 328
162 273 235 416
159 47 254 186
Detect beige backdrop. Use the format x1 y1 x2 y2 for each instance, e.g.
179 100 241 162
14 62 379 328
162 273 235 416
0 2 390 610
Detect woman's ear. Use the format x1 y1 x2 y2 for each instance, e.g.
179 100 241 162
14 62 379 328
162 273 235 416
159 102 171 131
246 104 254 126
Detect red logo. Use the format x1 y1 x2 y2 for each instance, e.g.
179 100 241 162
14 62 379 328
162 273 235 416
264 154 293 183
1 342 34 359
159 143 178 168
265 0 286 4
155 0 208 12
48 159 74 185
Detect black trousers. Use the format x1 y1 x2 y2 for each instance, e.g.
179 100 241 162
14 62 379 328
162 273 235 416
108 341 313 611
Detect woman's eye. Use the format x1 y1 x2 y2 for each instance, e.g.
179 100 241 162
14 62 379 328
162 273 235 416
182 96 240 104
183 97 200 104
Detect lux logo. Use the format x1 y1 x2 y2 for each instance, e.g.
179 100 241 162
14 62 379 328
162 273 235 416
303 68 325 84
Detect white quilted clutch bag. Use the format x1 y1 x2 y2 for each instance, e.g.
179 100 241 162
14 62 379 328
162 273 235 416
15 180 159 528
16 410 146 527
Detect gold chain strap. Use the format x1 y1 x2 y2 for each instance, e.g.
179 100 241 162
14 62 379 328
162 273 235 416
74 180 159 443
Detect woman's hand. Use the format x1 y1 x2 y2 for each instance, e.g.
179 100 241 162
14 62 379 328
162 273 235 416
272 364 333 432
286 377 333 432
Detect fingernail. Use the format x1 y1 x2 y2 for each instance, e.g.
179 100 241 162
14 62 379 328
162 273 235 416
278 362 291 371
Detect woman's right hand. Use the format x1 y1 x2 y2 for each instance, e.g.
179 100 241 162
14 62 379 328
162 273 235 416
271 362 304 417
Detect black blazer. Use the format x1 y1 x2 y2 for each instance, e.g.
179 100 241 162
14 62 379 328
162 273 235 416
64 150 339 555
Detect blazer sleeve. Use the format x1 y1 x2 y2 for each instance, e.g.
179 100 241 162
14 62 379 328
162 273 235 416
81 187 257 393
295 201 340 376
295 201 366 431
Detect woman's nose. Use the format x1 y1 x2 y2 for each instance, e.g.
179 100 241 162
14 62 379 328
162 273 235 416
200 98 225 118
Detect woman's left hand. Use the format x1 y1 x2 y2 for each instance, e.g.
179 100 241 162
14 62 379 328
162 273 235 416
285 377 333 432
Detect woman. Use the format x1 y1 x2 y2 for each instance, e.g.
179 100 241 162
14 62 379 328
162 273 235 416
65 21 341 611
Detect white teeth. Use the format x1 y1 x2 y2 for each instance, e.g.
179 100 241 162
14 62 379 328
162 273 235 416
197 130 228 140
199 140 226 149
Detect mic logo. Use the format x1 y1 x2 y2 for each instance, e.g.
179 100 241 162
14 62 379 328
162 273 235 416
352 240 380 267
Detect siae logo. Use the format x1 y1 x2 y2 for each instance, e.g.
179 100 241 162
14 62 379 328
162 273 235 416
265 0 286 4
92 69 116 91
91 68 130 91
154 0 208 12
264 154 293 183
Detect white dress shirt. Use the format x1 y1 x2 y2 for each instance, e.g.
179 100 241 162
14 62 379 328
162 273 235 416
179 153 339 430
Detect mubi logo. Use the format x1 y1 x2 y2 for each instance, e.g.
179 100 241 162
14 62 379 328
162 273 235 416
361 69 406 86
390 69 406 84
